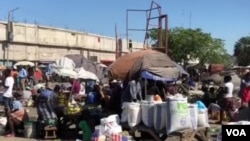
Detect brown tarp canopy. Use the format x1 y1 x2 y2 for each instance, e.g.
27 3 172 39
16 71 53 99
109 49 176 80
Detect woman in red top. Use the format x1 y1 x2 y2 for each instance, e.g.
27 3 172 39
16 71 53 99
242 82 250 107
34 68 43 82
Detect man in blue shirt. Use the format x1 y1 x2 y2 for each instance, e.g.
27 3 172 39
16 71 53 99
18 66 27 90
37 83 57 120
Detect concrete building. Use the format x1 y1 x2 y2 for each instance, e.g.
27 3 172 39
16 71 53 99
0 21 144 66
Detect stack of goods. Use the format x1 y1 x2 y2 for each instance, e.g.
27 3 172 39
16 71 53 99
92 114 135 141
120 94 210 135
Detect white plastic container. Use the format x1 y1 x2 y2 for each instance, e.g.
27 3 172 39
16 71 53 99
145 95 154 101
24 121 36 138
153 102 167 131
127 102 141 128
141 101 154 127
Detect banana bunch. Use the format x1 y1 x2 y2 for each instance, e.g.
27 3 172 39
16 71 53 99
65 102 82 115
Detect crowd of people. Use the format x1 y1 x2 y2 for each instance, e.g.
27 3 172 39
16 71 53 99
3 63 250 139
201 69 250 122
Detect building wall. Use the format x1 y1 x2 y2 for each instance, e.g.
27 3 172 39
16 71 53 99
0 21 144 63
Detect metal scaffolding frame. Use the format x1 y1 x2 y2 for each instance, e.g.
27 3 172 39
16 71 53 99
126 1 168 53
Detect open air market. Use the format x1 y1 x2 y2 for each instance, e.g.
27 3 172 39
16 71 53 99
0 0 250 141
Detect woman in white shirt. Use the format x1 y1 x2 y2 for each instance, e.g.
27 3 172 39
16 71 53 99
219 75 236 122
2 69 14 116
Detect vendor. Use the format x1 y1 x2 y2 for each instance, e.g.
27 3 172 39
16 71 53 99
218 75 236 122
241 81 250 107
164 83 183 99
5 92 29 137
37 83 57 120
2 68 15 117
105 81 122 114
121 79 142 103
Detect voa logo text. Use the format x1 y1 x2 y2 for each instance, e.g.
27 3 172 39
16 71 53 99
226 129 246 136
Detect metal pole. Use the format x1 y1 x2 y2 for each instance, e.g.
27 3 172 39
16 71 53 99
165 15 168 54
126 10 129 50
7 7 19 66
158 16 162 48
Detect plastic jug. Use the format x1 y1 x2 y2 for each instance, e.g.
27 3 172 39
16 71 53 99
24 121 36 138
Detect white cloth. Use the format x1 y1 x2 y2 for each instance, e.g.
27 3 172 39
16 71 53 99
79 83 86 95
224 82 233 98
3 76 14 98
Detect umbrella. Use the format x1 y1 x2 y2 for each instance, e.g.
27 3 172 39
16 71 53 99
38 64 47 68
75 67 99 82
172 62 189 76
52 57 75 70
14 61 34 67
52 68 78 78
109 49 176 80
65 54 107 84
206 72 241 88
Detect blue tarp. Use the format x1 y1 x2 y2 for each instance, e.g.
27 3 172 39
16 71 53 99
141 70 177 82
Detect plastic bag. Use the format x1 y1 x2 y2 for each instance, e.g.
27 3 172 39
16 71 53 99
100 115 122 136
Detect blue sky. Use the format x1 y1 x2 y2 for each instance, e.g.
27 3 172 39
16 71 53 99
0 0 249 54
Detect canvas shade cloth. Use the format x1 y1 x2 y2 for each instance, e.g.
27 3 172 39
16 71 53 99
52 68 78 78
75 67 99 82
109 49 176 80
52 57 75 70
206 72 241 88
14 61 35 67
146 67 181 80
65 54 106 84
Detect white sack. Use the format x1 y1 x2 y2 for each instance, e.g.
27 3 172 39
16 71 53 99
121 102 130 123
100 114 122 136
166 97 192 134
189 104 198 130
23 90 32 99
0 117 7 126
141 101 154 127
197 109 210 127
127 102 141 128
154 102 167 131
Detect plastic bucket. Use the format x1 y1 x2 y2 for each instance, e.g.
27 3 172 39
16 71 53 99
24 121 37 138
